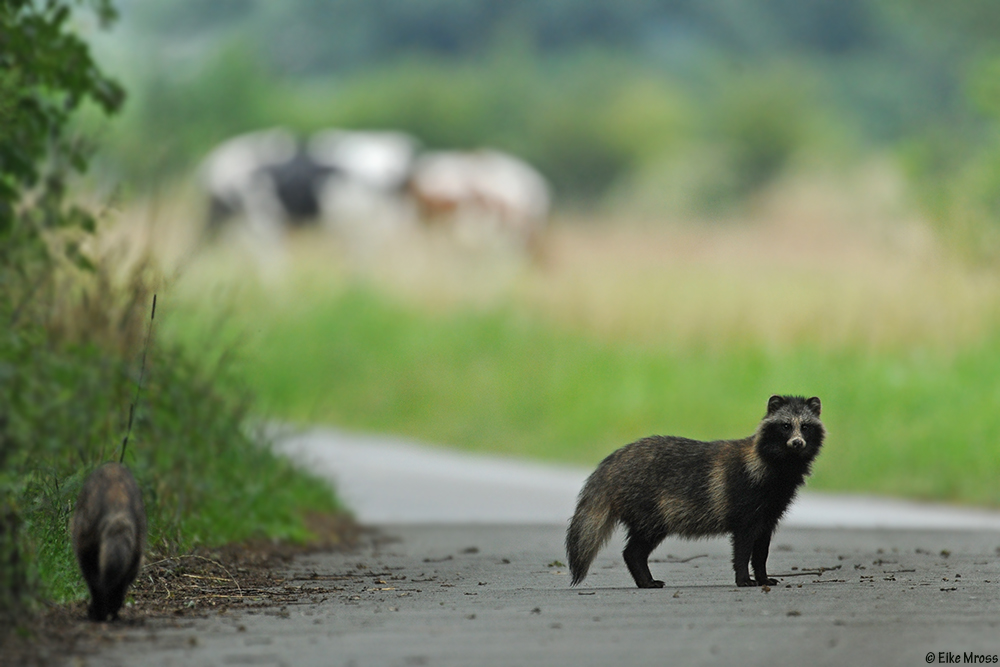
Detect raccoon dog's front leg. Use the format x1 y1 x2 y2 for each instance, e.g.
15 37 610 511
731 530 756 587
733 528 778 586
751 531 778 586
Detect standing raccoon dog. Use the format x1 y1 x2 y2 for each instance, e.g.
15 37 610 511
72 463 147 621
566 395 824 588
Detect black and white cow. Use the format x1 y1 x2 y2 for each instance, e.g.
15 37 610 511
198 128 337 242
308 129 419 235
199 128 419 242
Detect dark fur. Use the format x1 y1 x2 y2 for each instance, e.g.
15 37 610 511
566 395 824 588
71 463 147 621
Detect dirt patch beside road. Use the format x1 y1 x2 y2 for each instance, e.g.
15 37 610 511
2 512 360 666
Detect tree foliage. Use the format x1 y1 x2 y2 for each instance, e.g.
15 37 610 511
1 0 123 620
105 0 992 206
0 0 124 277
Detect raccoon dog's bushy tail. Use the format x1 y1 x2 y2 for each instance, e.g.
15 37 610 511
99 513 138 591
566 470 617 585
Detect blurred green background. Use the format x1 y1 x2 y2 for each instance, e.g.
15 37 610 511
79 0 1000 506
88 0 1000 228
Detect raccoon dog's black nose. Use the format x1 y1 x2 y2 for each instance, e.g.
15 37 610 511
789 437 806 450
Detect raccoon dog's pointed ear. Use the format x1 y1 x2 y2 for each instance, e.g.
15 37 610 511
806 396 821 416
767 395 786 414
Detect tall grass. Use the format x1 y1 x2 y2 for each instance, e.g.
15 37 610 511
159 174 1000 507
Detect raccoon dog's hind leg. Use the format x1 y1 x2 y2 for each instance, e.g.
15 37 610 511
623 530 667 588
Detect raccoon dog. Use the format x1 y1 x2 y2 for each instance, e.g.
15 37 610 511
72 463 147 621
566 395 824 588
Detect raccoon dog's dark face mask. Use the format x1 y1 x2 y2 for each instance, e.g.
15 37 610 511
759 395 824 461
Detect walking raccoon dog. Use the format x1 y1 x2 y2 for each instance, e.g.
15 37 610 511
566 395 824 588
72 462 147 621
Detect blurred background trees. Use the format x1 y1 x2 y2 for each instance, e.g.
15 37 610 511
76 0 1000 258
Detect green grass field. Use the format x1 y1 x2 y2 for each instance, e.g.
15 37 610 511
154 189 1000 508
166 284 1000 507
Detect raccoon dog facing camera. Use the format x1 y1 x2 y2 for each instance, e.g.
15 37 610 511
566 395 824 588
72 462 147 621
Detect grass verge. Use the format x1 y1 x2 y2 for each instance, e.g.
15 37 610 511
1 253 344 613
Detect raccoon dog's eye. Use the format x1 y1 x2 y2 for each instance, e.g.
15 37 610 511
781 422 792 432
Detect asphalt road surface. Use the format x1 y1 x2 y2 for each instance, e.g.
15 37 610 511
85 428 1000 667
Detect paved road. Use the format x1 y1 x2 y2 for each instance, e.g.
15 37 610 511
90 525 1000 667
85 427 1000 667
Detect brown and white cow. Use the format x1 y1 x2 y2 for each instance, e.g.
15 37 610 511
408 149 551 248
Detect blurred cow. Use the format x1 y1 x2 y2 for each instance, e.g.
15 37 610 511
408 149 551 248
198 128 336 243
308 129 419 236
198 131 549 259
